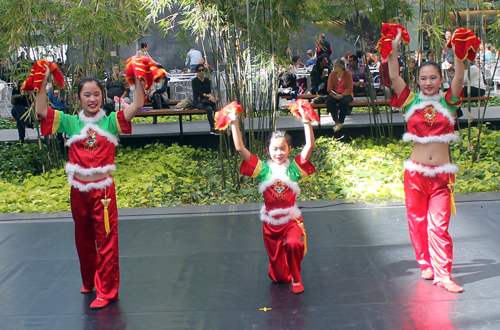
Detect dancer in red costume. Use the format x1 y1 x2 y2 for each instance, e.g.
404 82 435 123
229 105 315 294
387 28 468 293
35 65 146 308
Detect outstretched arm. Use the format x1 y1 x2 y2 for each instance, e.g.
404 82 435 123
388 29 407 96
122 78 145 122
229 112 252 163
35 66 50 119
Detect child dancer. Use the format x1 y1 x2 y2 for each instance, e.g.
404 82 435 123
229 105 315 293
34 62 146 308
386 27 479 293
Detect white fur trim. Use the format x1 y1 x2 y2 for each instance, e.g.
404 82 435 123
404 161 459 177
260 204 302 226
78 109 105 123
258 160 301 195
66 123 119 147
67 173 113 192
65 163 116 175
402 132 458 144
404 97 455 125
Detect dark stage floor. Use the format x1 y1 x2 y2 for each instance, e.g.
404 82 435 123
2 193 500 330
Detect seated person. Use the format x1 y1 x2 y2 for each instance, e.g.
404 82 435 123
306 49 317 67
290 56 307 94
277 72 299 98
310 54 330 95
191 64 219 135
148 66 170 109
347 54 368 94
463 60 485 97
106 69 130 107
10 81 33 142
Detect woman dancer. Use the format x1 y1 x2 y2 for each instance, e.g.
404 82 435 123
388 28 466 292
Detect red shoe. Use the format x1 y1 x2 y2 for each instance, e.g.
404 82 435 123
436 280 463 293
421 269 434 280
90 297 117 309
80 286 93 294
292 282 305 294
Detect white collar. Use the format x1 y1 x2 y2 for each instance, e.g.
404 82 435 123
78 109 105 123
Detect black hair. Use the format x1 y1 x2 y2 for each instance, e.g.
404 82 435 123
77 77 105 100
194 64 205 72
368 58 375 65
140 42 148 49
355 50 363 58
292 56 300 63
282 72 294 82
349 54 358 62
418 61 442 77
267 131 292 149
317 54 329 65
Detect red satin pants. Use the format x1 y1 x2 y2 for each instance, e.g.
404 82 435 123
404 169 454 283
70 178 119 301
263 219 304 283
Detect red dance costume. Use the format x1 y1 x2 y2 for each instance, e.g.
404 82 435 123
42 108 132 302
391 87 462 284
240 154 316 284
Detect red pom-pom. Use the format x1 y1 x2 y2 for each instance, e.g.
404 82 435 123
125 56 166 92
289 99 319 122
375 23 411 60
214 101 243 131
22 60 64 92
446 28 481 62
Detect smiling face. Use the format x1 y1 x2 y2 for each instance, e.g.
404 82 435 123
418 64 443 96
78 81 103 116
268 137 291 164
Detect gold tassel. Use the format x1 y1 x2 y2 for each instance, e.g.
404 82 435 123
294 217 307 255
448 175 457 216
101 189 112 236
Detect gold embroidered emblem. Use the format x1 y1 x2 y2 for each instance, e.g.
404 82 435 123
423 105 436 126
84 130 98 154
270 180 288 200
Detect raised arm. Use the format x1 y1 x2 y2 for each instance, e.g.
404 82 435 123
122 77 145 122
35 66 50 119
229 112 252 163
299 104 315 161
451 55 464 99
388 29 407 96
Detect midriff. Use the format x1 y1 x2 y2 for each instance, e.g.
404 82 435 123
410 142 450 165
74 172 110 182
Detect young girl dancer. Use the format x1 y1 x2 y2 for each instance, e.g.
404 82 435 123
387 28 474 293
35 63 145 308
229 106 315 293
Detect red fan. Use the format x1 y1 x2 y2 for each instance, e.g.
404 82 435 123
289 99 319 122
214 101 243 131
125 56 166 92
22 60 65 92
446 28 481 62
375 23 411 60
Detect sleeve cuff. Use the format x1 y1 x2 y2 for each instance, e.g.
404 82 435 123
116 110 132 134
239 154 262 178
389 85 414 108
294 155 316 178
445 88 463 107
40 107 60 136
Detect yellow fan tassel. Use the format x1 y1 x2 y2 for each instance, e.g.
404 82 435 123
101 189 112 236
448 175 457 216
294 217 307 255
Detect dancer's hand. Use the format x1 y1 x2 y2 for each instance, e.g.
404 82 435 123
392 28 403 52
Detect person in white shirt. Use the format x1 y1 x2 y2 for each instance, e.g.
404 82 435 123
185 48 203 72
463 61 485 97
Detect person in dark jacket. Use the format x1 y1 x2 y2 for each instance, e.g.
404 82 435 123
11 81 33 142
191 64 219 135
310 54 330 95
316 34 332 58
